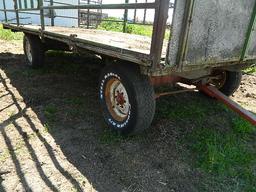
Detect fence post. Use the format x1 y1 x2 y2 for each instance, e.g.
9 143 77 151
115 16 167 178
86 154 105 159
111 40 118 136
123 0 129 33
13 0 20 26
3 0 7 22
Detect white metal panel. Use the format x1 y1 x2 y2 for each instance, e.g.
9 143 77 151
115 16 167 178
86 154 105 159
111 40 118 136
168 0 256 68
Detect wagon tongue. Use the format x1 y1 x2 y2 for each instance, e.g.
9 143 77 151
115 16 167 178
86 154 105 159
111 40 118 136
199 85 256 126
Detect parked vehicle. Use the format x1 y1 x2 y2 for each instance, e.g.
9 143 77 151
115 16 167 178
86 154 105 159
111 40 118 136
1 0 255 134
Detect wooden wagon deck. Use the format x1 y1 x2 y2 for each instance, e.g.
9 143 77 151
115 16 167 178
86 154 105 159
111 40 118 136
8 25 167 57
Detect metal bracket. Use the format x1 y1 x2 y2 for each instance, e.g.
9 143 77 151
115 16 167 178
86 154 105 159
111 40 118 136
38 28 45 42
69 34 78 52
199 85 256 126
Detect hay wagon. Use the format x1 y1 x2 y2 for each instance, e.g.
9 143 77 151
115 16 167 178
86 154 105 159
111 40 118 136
0 0 255 134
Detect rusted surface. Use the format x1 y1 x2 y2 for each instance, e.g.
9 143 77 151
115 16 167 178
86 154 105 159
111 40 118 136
150 75 182 86
199 85 256 126
155 88 197 99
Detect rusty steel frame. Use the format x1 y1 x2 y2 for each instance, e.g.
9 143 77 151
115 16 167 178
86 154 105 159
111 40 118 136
199 85 256 126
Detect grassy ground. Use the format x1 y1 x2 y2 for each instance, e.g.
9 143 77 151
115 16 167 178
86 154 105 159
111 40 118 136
0 25 23 41
98 18 171 39
244 65 256 74
156 94 256 191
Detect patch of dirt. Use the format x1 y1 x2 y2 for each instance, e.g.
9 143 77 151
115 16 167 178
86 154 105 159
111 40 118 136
0 39 23 55
232 74 256 113
0 40 255 192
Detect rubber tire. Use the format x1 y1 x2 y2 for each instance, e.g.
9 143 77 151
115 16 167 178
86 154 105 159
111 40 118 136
23 34 45 68
219 71 242 96
99 63 156 135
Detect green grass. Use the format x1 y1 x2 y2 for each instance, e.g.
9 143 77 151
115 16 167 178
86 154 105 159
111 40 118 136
44 104 57 122
99 129 124 144
156 93 256 191
98 17 171 39
186 117 256 191
244 66 256 74
0 24 23 41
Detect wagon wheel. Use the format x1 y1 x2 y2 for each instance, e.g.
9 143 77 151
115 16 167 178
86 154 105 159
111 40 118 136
99 63 156 135
23 34 45 68
209 70 242 96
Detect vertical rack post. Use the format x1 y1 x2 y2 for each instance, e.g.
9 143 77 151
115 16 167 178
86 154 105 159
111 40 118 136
3 0 7 22
78 0 80 27
18 0 22 9
123 0 129 33
24 0 28 9
50 0 54 26
13 0 20 26
150 0 170 69
143 0 147 24
39 0 45 30
87 0 90 29
30 0 34 9
133 0 137 23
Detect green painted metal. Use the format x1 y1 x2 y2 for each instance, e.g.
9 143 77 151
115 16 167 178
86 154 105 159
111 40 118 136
2 0 7 22
123 0 129 33
50 0 54 26
176 0 195 68
87 0 90 29
240 1 256 61
39 0 45 30
18 0 22 9
24 0 28 9
30 0 34 9
42 3 156 10
13 0 20 25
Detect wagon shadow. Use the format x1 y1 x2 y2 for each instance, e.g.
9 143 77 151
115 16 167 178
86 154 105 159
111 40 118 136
0 52 254 191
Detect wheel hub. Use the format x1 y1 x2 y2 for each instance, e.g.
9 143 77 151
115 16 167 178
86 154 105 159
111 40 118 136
115 91 126 107
209 71 227 89
105 78 130 122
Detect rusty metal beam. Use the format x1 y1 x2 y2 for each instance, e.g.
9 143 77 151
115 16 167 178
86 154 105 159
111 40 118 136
155 88 197 99
150 75 182 86
199 85 256 126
